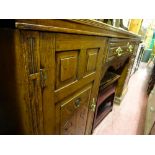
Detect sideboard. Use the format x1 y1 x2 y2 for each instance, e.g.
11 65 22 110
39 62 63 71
0 19 141 134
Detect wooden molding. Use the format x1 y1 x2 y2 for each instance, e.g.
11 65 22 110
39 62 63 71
13 19 142 39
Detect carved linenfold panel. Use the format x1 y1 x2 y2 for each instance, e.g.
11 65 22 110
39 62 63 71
56 50 78 89
28 37 38 74
85 48 98 75
56 85 92 135
21 31 43 134
29 79 41 134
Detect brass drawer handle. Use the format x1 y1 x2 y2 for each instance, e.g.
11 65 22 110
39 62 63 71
90 98 96 112
116 47 123 56
127 42 130 47
128 45 133 52
75 98 81 108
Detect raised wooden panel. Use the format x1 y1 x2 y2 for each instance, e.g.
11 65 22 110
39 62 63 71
60 56 77 81
56 84 92 135
86 49 98 73
55 51 78 89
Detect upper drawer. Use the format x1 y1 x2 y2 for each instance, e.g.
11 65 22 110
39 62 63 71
108 39 135 58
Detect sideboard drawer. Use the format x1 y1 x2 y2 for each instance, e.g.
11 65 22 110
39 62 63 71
109 46 129 57
108 39 135 58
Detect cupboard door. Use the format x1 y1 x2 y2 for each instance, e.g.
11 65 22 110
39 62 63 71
21 30 43 134
56 84 92 135
21 31 56 134
55 33 106 134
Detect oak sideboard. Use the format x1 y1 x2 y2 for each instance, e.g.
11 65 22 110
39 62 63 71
0 19 141 134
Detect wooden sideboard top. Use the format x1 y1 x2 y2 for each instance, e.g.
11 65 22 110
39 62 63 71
0 19 141 39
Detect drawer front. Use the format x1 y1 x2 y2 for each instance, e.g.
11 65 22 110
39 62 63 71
56 84 92 135
108 39 135 58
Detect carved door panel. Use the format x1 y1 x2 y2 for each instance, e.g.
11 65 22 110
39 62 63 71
21 31 43 134
21 31 55 134
56 84 92 135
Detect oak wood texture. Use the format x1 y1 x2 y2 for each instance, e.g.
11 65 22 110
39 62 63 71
20 30 44 134
86 49 98 74
56 50 78 89
39 32 55 134
0 19 141 134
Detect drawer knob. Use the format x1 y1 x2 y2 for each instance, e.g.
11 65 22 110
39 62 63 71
75 98 81 108
116 47 123 56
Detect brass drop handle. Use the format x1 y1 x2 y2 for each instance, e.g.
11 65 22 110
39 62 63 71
116 47 123 56
90 98 96 112
75 98 81 108
128 45 133 52
127 42 130 47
